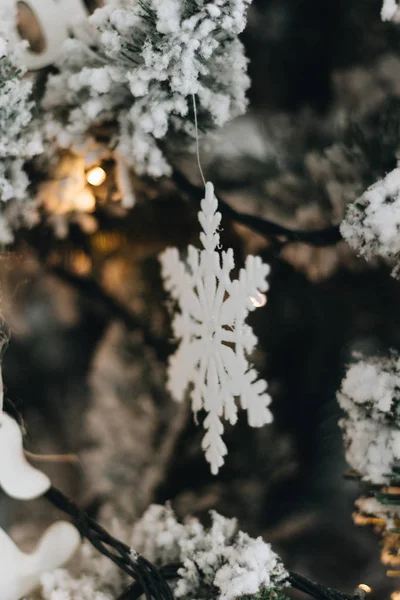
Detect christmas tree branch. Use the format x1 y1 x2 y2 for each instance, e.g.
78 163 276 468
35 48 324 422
172 170 342 248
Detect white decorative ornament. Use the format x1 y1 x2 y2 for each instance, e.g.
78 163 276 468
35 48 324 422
0 521 80 600
0 411 50 499
160 182 272 475
14 0 89 70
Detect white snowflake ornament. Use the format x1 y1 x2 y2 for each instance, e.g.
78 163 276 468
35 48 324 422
160 182 272 474
0 521 80 600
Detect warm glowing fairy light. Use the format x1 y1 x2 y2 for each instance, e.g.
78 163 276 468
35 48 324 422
358 584 372 594
249 292 267 308
86 166 106 187
70 252 92 276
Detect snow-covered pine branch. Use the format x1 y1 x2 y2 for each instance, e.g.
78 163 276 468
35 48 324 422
337 352 400 485
340 168 400 277
382 0 400 21
338 351 400 574
0 35 42 243
42 0 252 178
132 505 289 600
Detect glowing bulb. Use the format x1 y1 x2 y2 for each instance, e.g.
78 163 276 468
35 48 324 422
71 252 92 276
249 292 267 308
86 166 106 187
358 584 372 594
391 592 400 600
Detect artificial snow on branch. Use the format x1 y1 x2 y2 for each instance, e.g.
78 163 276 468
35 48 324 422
0 33 43 243
340 168 400 277
337 352 400 485
42 0 252 177
160 182 271 474
35 542 126 600
381 0 400 21
337 352 400 575
131 504 289 600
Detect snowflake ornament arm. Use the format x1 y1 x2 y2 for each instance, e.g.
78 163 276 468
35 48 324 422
160 182 272 474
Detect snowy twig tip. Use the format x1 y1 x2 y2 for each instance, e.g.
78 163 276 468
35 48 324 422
381 0 399 20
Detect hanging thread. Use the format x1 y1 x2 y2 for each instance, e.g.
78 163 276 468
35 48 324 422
192 94 206 188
